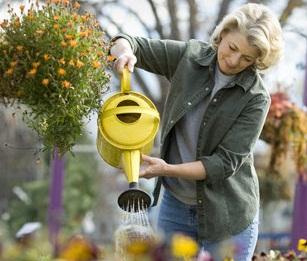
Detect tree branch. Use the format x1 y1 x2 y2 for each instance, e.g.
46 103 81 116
187 0 198 39
167 0 181 40
279 0 305 27
146 0 165 38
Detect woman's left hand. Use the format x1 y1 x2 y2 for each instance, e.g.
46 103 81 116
139 154 168 179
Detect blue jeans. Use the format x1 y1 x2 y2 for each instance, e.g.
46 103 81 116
157 190 259 261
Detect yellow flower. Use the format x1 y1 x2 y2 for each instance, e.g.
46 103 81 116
92 61 101 68
42 79 50 86
68 60 75 66
171 233 199 259
5 68 14 76
27 68 37 77
126 240 151 256
57 68 66 76
224 258 234 261
43 54 50 61
298 239 307 252
16 45 23 51
62 80 71 89
53 24 59 30
69 40 77 47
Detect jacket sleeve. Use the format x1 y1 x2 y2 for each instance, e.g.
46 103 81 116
199 95 271 184
112 33 187 81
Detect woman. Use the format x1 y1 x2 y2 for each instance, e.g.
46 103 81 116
110 3 283 260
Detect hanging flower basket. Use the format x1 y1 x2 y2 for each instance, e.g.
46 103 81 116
261 92 307 176
0 0 110 154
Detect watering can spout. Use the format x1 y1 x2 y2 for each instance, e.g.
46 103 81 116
121 150 140 184
118 150 152 212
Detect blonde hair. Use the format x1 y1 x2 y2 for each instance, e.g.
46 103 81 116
210 3 284 70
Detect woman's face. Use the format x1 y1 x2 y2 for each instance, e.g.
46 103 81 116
217 30 259 75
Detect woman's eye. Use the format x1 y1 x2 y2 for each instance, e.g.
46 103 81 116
229 45 235 51
244 57 252 62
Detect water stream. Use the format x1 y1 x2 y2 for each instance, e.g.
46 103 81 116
114 198 156 259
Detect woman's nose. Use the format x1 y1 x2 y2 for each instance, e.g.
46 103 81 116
228 54 240 67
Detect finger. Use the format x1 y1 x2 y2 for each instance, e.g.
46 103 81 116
115 57 128 73
142 154 155 163
127 56 137 72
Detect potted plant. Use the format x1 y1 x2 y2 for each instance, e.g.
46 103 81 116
0 0 110 154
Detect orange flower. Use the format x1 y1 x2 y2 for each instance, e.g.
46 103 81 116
5 68 14 76
68 60 75 66
43 54 50 61
72 14 78 21
10 61 18 67
81 15 89 22
16 45 23 51
36 30 44 35
79 31 89 38
62 0 69 6
69 40 77 47
62 80 71 89
107 55 116 62
61 41 67 47
59 58 65 65
14 19 20 28
53 15 59 20
73 2 80 9
53 24 59 30
27 68 37 77
92 61 101 68
75 60 84 68
19 5 25 13
32 62 40 68
64 34 74 40
42 79 50 86
57 68 66 76
0 20 8 28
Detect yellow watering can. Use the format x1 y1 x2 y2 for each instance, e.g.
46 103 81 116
97 68 160 212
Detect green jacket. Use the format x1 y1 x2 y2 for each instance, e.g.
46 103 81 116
115 34 270 242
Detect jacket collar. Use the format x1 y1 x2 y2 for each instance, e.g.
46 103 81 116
194 45 258 92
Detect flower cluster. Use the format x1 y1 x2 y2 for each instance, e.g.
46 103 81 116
261 92 307 176
0 0 110 154
253 239 307 261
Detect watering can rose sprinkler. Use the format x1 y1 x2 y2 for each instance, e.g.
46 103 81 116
97 68 160 212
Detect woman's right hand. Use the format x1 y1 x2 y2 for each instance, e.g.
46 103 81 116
110 38 137 73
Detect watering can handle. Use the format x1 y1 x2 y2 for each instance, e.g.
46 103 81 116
121 67 131 93
103 106 160 119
